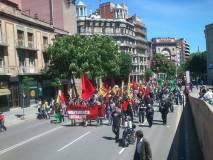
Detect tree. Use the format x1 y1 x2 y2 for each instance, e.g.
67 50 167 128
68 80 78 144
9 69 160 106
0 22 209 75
118 52 132 80
185 51 207 79
151 53 176 78
144 69 153 81
45 34 122 94
21 76 34 116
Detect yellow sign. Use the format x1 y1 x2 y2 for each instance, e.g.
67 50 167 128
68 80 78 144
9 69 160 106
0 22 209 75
30 90 36 98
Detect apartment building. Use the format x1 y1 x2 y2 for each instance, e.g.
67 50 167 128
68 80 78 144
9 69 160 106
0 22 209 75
0 0 68 111
205 23 213 85
9 0 77 34
76 1 148 82
176 38 190 64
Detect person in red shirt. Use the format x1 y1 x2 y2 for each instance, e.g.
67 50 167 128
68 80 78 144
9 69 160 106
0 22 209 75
0 112 7 131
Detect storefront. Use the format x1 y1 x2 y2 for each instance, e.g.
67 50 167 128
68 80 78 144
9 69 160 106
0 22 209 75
0 88 11 112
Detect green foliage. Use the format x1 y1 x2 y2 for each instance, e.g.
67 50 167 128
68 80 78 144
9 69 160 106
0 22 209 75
177 63 186 77
46 34 121 80
118 52 132 79
185 51 207 78
49 78 62 89
151 53 176 77
144 69 153 81
21 76 34 95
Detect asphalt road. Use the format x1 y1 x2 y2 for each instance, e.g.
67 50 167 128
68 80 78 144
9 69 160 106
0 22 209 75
0 105 182 160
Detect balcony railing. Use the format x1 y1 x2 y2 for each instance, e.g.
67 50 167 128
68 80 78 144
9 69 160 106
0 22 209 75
17 39 25 48
19 66 37 74
16 40 37 50
0 67 9 74
42 44 49 51
28 41 34 49
0 33 7 46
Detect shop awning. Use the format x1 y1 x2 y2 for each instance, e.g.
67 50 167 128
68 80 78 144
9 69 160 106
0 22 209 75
0 89 11 96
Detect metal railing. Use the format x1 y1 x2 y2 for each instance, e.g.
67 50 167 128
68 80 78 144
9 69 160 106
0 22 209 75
0 67 9 74
17 39 25 48
19 66 37 74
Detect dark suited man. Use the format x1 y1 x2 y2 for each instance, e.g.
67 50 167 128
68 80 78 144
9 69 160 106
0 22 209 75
134 130 152 160
111 106 122 142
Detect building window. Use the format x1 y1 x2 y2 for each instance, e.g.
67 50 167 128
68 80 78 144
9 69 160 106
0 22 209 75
0 48 4 69
0 21 2 43
17 30 24 47
27 32 34 48
18 51 26 73
43 36 48 49
29 53 35 72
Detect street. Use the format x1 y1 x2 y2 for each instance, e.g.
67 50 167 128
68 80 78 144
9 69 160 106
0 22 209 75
0 105 182 160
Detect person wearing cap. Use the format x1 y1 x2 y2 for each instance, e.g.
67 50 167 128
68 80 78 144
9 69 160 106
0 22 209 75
134 130 152 160
0 112 7 132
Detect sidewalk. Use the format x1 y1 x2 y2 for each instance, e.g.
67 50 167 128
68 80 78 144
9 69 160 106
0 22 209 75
4 104 38 127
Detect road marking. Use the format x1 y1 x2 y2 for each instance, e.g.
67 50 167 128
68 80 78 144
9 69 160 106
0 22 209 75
0 126 62 156
119 148 125 155
57 131 91 152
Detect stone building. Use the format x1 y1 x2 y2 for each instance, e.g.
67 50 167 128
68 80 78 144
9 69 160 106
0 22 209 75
205 23 213 85
0 0 68 111
76 1 148 82
151 37 190 66
9 0 77 34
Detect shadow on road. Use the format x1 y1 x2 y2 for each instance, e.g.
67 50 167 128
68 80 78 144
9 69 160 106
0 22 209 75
102 136 115 140
138 124 150 127
153 119 163 122
152 122 164 126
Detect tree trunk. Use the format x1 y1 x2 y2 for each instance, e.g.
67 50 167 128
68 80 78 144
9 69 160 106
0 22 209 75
71 71 78 97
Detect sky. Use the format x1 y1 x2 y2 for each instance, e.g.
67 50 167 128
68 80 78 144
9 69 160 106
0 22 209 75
80 0 213 53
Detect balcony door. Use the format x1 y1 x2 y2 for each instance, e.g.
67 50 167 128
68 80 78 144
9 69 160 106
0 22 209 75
17 30 24 47
18 51 26 73
29 53 35 73
0 48 4 72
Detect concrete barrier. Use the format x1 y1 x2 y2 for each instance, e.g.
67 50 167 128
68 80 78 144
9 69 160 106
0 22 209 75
188 95 213 160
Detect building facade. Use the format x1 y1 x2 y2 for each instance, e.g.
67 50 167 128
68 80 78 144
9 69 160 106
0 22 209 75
176 38 190 64
76 1 148 82
151 37 190 66
205 23 213 85
10 0 77 34
0 0 68 111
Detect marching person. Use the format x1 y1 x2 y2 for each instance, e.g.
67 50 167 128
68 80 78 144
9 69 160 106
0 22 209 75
138 102 145 124
134 130 152 160
146 104 154 127
0 112 7 132
111 106 122 142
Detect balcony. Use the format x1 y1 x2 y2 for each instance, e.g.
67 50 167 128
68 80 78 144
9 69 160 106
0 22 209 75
0 67 9 74
42 44 49 52
130 71 142 75
19 66 37 74
0 34 7 47
16 40 37 51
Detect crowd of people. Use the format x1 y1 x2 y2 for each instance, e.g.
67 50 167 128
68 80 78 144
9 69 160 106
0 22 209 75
0 77 185 160
34 78 183 147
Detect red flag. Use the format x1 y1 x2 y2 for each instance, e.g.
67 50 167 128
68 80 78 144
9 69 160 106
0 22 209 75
122 100 128 112
132 80 137 90
60 91 66 104
81 73 96 100
139 84 143 92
